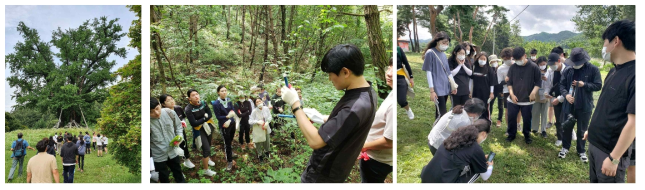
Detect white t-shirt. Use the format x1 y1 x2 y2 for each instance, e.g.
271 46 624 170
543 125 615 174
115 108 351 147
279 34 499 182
103 137 108 144
96 137 103 146
497 63 511 93
427 111 472 149
365 91 394 166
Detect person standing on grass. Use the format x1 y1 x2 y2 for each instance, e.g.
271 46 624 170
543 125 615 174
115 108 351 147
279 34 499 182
249 97 273 161
421 120 493 183
234 91 253 151
76 137 86 172
8 132 36 181
160 94 196 169
397 46 415 120
505 47 542 144
60 135 79 183
185 89 217 176
92 132 97 153
212 85 239 171
547 52 569 147
57 133 64 155
102 135 108 154
150 97 187 183
360 63 395 183
422 31 457 120
84 132 91 154
585 20 635 183
46 137 56 156
280 44 378 183
449 44 473 107
557 48 602 162
271 87 286 132
488 54 504 127
96 134 103 157
26 139 59 183
471 51 498 122
427 98 485 155
530 56 552 138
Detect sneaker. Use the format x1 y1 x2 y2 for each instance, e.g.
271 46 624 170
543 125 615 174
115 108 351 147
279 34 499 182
547 122 553 129
532 130 538 135
406 108 415 120
525 138 533 144
579 153 589 163
226 162 233 171
558 148 569 158
208 159 215 167
555 140 562 147
184 159 195 168
504 132 509 137
506 137 515 142
496 120 502 127
204 169 217 176
541 131 547 138
572 132 577 140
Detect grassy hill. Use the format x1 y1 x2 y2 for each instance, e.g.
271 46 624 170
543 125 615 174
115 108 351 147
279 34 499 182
523 31 581 43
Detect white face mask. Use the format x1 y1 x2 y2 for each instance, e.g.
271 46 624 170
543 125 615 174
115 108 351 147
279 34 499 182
466 50 471 55
504 60 513 65
457 55 466 61
549 64 559 71
515 60 525 66
602 46 612 62
539 65 547 70
480 135 487 144
479 60 487 66
531 56 537 60
469 116 477 123
573 64 583 69
439 44 449 51
491 62 498 68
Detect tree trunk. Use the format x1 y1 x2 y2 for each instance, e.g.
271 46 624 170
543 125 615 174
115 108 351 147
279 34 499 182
411 5 420 52
225 5 231 39
241 5 246 63
250 6 258 68
280 5 286 43
468 6 480 43
364 5 389 99
457 11 464 42
79 106 89 128
406 25 414 52
260 5 269 82
480 14 497 49
429 5 444 36
267 6 279 64
151 5 167 95
189 13 197 74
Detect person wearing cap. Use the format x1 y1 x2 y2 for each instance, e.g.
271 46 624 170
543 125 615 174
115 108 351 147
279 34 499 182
234 90 253 150
488 54 504 127
422 31 457 120
505 47 541 144
586 20 635 183
530 56 552 138
397 46 415 120
471 51 498 122
557 48 602 162
546 52 569 147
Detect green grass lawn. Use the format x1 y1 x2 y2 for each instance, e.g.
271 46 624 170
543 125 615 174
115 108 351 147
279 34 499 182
397 52 608 183
5 128 140 183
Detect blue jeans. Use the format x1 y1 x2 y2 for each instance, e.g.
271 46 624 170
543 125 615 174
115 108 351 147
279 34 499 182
63 165 75 183
8 156 25 179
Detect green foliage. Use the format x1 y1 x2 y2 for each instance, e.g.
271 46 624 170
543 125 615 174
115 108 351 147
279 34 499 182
522 40 558 58
96 5 141 175
572 5 635 58
523 31 580 43
263 168 300 183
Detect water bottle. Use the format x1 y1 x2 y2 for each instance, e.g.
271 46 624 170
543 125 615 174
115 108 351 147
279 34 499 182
569 86 574 95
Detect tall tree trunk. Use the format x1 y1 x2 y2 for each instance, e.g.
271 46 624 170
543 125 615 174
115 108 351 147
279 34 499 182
285 5 295 56
267 6 279 64
280 5 286 43
468 6 480 43
250 6 258 68
457 12 464 42
411 5 419 52
428 5 444 36
480 14 497 49
225 5 231 39
364 5 389 99
260 5 269 82
406 25 414 52
189 13 197 74
151 5 167 95
241 5 246 63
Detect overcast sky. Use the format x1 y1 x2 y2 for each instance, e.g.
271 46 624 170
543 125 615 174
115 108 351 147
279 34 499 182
402 5 579 40
4 5 137 112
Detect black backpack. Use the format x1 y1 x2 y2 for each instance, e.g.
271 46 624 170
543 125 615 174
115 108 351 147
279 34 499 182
14 139 25 157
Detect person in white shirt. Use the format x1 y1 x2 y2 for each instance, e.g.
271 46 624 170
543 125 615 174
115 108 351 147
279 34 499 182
428 98 486 155
531 56 552 138
103 136 108 154
96 134 104 157
249 98 273 161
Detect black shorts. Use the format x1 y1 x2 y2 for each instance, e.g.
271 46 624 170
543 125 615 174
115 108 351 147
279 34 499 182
503 93 510 108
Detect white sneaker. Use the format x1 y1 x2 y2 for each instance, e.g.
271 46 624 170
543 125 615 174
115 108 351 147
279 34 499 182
572 132 577 141
406 108 415 120
183 159 195 168
555 140 562 147
203 169 217 176
208 159 215 167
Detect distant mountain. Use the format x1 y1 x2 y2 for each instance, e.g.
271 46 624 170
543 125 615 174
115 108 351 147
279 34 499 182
522 31 581 43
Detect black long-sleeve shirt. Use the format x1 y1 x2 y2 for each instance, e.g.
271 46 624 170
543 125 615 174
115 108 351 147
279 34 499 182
184 100 213 128
234 100 252 126
397 46 413 79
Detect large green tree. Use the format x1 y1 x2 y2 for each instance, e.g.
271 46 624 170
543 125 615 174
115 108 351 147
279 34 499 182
572 5 635 58
97 5 142 175
6 17 127 127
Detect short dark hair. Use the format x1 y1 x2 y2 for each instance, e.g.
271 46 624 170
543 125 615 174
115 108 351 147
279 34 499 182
530 49 537 55
551 46 564 55
217 85 226 93
512 47 526 60
17 133 23 139
320 44 365 76
500 47 513 59
187 89 198 99
602 19 635 51
150 97 160 110
537 56 548 66
36 139 48 152
159 94 173 107
67 136 73 141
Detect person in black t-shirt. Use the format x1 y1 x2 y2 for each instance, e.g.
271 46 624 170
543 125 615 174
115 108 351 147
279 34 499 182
506 47 541 144
585 20 635 183
280 44 378 183
471 52 498 122
421 119 493 183
448 44 473 107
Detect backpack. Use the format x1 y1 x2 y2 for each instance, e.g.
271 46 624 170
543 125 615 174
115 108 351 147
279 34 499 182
78 143 86 155
13 139 25 157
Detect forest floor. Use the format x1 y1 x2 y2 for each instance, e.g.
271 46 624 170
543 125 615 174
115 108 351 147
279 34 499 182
5 128 140 183
397 52 610 183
